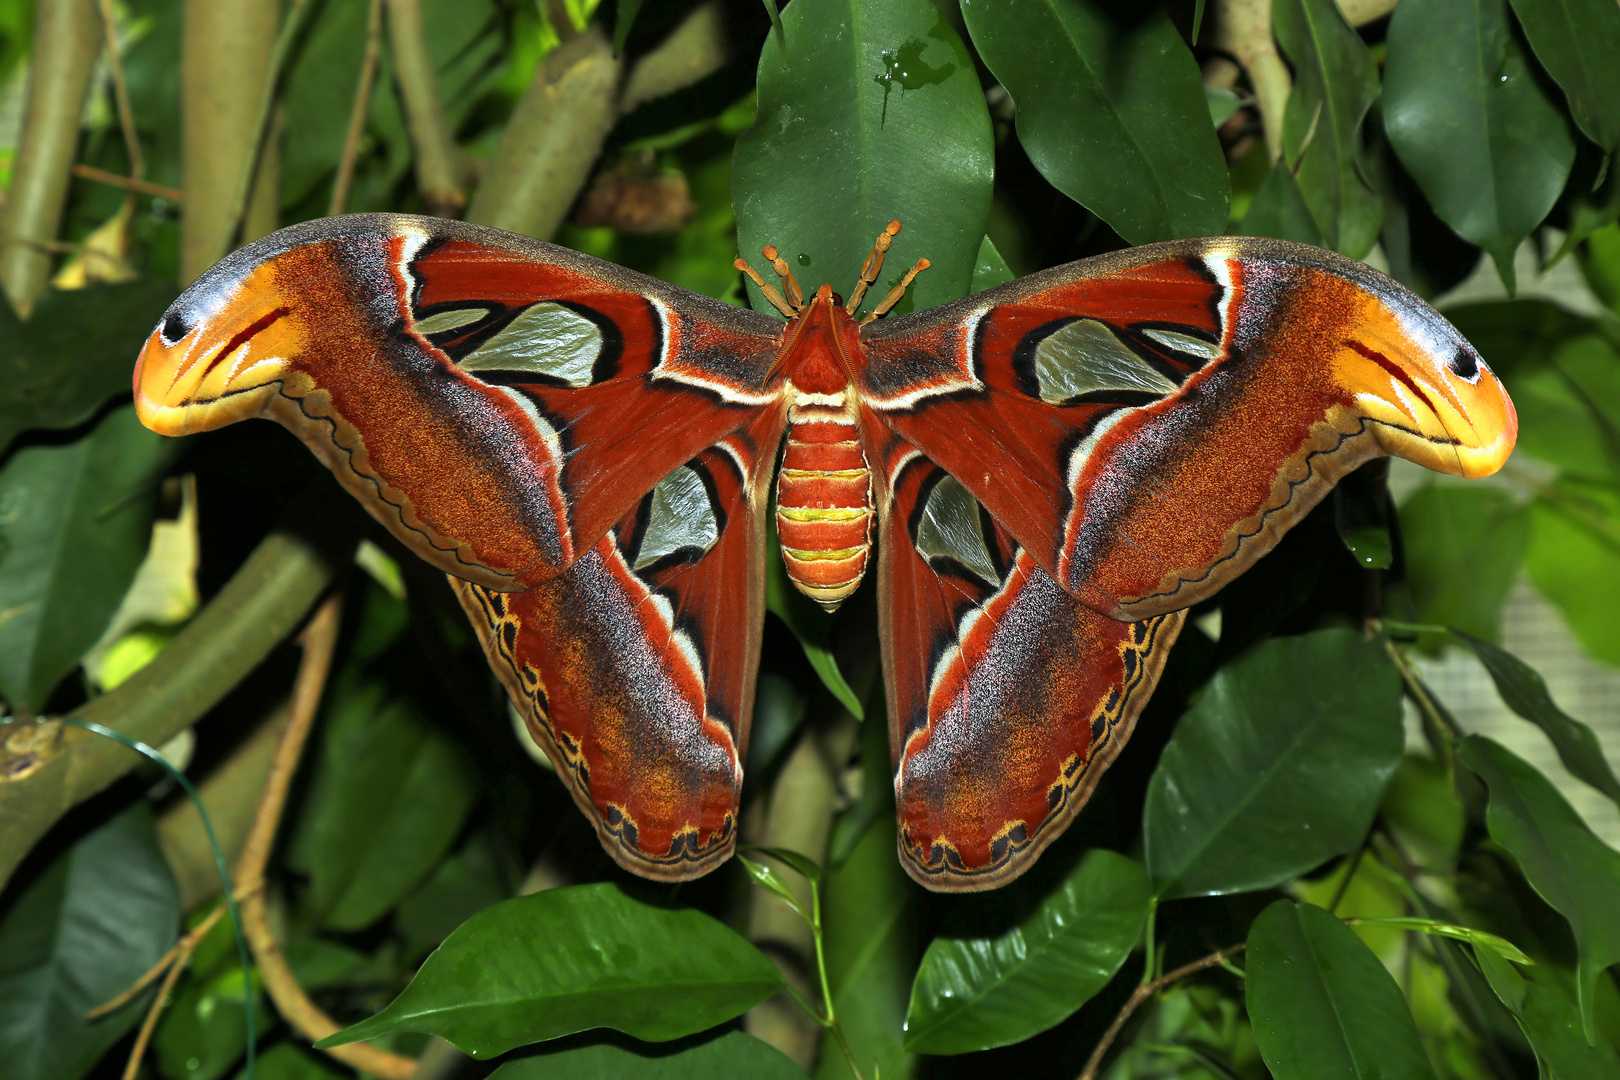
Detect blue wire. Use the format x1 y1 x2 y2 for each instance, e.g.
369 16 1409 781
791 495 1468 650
56 717 258 1080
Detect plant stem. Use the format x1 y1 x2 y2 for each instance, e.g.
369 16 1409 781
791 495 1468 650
95 0 143 182
1077 944 1247 1080
1384 639 1460 743
69 164 184 202
0 0 102 315
1213 0 1291 163
208 0 312 269
1140 897 1159 984
383 0 465 215
329 0 383 217
233 596 417 1079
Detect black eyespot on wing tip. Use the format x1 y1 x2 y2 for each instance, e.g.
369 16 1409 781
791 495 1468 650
160 309 191 345
1450 347 1480 380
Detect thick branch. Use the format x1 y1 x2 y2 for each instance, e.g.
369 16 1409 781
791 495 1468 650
618 1 727 116
0 0 102 316
234 598 416 1079
0 530 337 891
384 0 465 216
1214 0 1291 163
180 0 281 283
466 25 620 239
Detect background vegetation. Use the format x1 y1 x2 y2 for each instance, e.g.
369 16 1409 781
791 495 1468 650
0 0 1618 1077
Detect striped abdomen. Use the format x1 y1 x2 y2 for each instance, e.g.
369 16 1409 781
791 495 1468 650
776 405 873 610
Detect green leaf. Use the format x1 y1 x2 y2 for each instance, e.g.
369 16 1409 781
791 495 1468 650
1247 900 1439 1080
747 672 807 777
1516 971 1620 1078
395 833 510 963
288 685 478 931
1459 735 1620 1041
1525 491 1620 665
0 804 180 1080
734 0 992 318
960 0 1229 243
1271 0 1383 257
1507 0 1620 152
317 883 783 1057
614 0 644 54
154 962 269 1080
814 812 916 1080
1398 484 1531 645
1332 467 1392 571
744 845 824 884
0 281 174 455
970 234 1014 293
491 1030 808 1079
1456 632 1620 805
1242 159 1326 246
903 849 1149 1054
1384 0 1576 287
1345 916 1533 963
1143 628 1404 899
737 856 810 924
0 405 178 710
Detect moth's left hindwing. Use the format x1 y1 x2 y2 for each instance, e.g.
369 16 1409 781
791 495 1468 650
456 411 785 879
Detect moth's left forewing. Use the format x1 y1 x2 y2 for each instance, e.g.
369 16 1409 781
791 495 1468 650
861 237 1517 622
456 406 787 880
866 430 1183 891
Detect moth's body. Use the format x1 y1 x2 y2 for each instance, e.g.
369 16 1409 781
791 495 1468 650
773 285 873 607
131 213 1516 892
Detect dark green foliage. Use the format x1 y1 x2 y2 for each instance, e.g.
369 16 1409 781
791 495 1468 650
2 1 1619 1078
0 805 179 1080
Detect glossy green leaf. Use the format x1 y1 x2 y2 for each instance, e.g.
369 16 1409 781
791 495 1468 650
0 405 178 710
1459 735 1620 1041
814 813 916 1080
1385 0 1575 287
1516 972 1620 1078
970 234 1014 293
1143 628 1403 898
1507 0 1620 152
1398 484 1531 645
960 0 1229 243
734 0 992 318
1457 631 1620 805
491 1030 807 1079
903 849 1149 1054
317 883 783 1057
0 282 174 455
1271 0 1382 257
1474 947 1620 1077
1332 467 1392 571
288 683 478 931
1507 332 1620 481
1242 159 1326 246
0 804 180 1080
1247 900 1439 1080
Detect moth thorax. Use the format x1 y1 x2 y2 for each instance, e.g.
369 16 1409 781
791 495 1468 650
776 405 873 611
